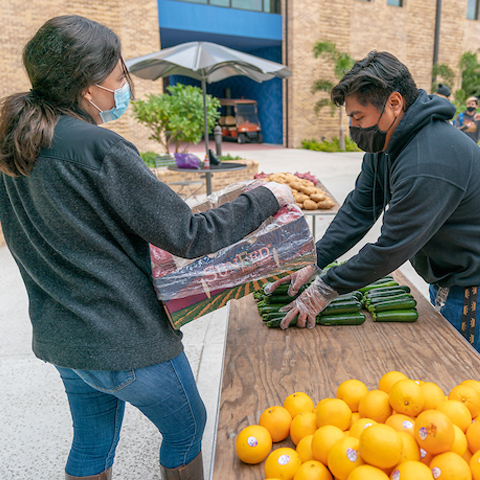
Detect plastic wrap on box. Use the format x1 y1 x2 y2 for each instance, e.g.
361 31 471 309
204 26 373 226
150 180 316 329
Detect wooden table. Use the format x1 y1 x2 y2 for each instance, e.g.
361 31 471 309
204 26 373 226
211 271 480 479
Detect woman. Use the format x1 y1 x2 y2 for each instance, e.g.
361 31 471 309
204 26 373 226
0 15 292 480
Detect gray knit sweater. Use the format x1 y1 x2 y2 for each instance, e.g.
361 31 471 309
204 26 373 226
0 116 279 370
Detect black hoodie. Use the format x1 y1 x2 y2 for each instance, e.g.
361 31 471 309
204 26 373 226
317 90 480 294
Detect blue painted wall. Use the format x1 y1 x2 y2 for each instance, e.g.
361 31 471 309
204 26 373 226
157 0 282 44
158 0 284 144
169 46 283 144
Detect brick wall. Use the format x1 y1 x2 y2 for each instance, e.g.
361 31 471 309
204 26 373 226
0 1 163 153
0 2 165 248
284 0 480 148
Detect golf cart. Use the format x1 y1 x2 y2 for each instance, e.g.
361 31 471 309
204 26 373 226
218 98 263 143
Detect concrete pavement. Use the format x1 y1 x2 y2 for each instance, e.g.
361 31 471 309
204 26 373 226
0 146 429 480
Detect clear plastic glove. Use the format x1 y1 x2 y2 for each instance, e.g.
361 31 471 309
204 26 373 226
263 182 295 207
264 264 320 297
279 276 338 330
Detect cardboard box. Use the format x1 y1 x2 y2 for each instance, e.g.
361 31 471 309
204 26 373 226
150 182 316 330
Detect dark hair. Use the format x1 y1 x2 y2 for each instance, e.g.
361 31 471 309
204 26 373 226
331 51 419 111
0 15 134 177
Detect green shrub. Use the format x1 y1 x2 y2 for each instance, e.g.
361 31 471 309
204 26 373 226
132 83 220 154
219 153 244 161
302 137 360 152
140 151 158 168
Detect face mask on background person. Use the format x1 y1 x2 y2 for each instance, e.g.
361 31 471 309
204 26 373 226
467 106 477 113
88 82 131 123
349 100 398 154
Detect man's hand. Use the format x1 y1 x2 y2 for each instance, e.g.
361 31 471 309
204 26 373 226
279 276 339 330
264 264 320 297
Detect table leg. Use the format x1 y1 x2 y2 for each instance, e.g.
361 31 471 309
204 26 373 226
205 171 212 196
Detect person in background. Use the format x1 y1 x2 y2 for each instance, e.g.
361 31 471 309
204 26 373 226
267 50 480 356
455 96 480 144
435 83 451 100
0 15 293 480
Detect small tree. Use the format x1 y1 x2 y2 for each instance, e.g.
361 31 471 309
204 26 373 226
455 50 480 106
132 83 220 154
431 63 455 94
311 40 355 151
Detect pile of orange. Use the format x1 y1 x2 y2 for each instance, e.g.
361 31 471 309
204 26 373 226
235 372 480 480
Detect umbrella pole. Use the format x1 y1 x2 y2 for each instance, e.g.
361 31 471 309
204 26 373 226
202 77 210 157
201 76 212 195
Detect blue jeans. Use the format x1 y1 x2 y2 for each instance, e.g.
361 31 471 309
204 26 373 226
56 351 206 477
429 284 480 353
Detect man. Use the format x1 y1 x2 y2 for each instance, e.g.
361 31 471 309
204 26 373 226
268 51 480 353
455 96 480 144
435 83 451 100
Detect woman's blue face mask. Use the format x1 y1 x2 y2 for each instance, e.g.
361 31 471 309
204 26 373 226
89 82 131 123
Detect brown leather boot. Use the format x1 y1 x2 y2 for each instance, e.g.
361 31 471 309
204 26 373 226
160 452 204 480
65 467 112 479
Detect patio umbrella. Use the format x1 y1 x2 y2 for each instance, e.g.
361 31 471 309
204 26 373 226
125 41 292 158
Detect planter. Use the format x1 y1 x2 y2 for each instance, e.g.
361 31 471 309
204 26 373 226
150 159 259 195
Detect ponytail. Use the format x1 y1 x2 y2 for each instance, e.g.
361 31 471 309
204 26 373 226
0 91 57 177
0 15 125 177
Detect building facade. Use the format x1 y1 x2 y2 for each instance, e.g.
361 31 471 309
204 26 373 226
1 0 480 151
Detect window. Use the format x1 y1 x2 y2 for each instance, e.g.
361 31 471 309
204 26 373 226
467 0 479 20
174 0 281 13
232 0 262 11
387 0 403 6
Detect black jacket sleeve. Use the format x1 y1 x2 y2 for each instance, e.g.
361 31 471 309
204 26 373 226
323 174 465 294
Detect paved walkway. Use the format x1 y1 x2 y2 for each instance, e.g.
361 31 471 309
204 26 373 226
0 147 429 480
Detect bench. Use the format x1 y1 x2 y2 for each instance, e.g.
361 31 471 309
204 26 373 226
211 270 480 479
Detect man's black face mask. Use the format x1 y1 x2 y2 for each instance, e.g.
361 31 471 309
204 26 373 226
349 100 397 154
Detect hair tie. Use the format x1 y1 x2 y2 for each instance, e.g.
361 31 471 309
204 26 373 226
29 89 43 100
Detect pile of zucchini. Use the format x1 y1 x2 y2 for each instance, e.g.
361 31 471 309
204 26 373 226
254 283 365 328
254 274 419 328
360 275 419 323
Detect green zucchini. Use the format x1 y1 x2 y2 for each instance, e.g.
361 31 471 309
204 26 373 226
331 293 363 304
358 281 399 294
364 285 411 298
262 312 288 322
316 312 366 325
366 293 413 305
261 294 299 305
371 298 417 313
372 309 419 322
257 304 286 315
267 317 297 328
321 300 362 316
368 276 395 285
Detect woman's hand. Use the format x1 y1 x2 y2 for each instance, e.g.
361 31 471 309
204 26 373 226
279 276 338 330
264 182 295 207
